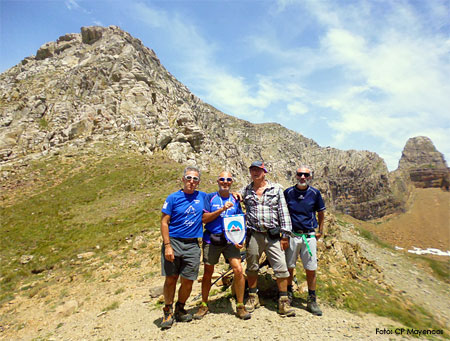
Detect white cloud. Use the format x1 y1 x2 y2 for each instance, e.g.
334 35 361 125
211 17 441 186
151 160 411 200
128 0 450 169
65 0 80 10
287 102 308 116
275 0 450 169
64 0 91 14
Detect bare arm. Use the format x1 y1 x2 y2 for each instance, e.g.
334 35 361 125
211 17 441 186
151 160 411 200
316 210 325 240
202 201 233 223
160 213 174 262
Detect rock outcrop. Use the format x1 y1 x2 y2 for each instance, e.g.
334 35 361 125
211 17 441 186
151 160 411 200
0 25 435 219
398 136 449 189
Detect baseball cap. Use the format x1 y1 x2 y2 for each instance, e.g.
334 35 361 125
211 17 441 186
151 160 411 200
249 161 268 173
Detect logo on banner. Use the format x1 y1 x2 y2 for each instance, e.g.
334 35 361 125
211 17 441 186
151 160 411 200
223 214 246 245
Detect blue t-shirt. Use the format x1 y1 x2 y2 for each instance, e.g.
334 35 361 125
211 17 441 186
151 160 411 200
284 185 326 232
161 190 206 238
203 192 243 243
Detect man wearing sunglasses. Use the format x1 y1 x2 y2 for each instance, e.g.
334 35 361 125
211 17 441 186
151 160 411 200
284 165 325 316
241 161 295 317
194 171 251 321
160 166 206 330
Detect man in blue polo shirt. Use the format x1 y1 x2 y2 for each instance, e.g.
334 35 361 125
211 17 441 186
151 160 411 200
284 165 325 316
160 166 206 330
193 171 250 321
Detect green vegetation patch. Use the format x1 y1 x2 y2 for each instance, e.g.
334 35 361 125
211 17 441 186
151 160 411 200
0 151 217 305
408 255 450 284
317 275 448 336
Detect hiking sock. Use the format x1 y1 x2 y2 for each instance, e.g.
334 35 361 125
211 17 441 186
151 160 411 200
249 287 258 294
236 302 244 308
279 291 288 297
176 301 186 309
287 285 293 293
200 301 207 307
164 304 173 311
308 290 316 299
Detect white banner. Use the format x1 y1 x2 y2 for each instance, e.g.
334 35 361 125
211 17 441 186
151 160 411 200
223 214 246 245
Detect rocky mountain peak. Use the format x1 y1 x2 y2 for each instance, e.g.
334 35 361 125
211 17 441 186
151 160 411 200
398 136 447 169
398 136 449 188
1 26 445 219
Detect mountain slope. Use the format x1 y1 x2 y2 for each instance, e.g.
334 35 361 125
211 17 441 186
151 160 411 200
0 149 448 339
1 25 403 220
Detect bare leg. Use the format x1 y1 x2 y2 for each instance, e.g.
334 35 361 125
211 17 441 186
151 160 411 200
164 275 179 305
287 268 295 286
201 264 214 303
276 277 288 292
229 258 245 304
247 274 258 290
306 269 316 291
177 276 194 304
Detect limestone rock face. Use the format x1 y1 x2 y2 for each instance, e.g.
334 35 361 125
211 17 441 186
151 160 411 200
398 137 449 188
0 25 417 219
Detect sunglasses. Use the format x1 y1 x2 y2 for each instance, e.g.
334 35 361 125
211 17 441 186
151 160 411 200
218 177 233 182
184 175 200 181
297 172 311 177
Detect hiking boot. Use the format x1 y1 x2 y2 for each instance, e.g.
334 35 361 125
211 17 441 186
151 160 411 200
174 302 193 322
236 304 251 320
160 306 174 330
278 296 295 317
245 293 260 313
307 295 323 316
193 304 209 320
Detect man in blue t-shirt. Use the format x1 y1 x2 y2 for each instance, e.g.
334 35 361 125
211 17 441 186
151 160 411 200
193 171 251 321
160 166 206 330
284 165 326 316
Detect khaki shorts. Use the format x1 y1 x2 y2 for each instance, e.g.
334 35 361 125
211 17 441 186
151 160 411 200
285 234 317 271
203 242 241 266
245 230 289 278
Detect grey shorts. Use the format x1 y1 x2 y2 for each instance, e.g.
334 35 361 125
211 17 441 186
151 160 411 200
246 230 289 278
203 242 241 266
285 234 317 271
161 237 201 280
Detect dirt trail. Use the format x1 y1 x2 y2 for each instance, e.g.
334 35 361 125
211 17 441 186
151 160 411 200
2 228 446 341
0 272 417 341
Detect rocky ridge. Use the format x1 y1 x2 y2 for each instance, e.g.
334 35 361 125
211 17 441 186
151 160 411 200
0 25 445 219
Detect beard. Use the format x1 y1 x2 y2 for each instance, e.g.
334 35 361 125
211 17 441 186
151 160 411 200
297 179 311 188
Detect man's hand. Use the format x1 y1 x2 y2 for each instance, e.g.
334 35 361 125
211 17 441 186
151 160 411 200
223 201 234 211
234 243 244 249
232 192 243 202
315 231 323 240
280 238 289 251
164 244 175 262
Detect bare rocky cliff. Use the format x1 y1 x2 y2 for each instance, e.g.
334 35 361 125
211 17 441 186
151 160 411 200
0 25 444 220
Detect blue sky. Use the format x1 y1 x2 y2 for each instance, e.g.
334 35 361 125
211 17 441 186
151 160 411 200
1 0 449 170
